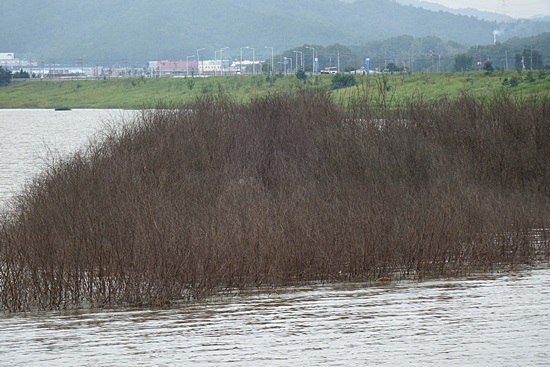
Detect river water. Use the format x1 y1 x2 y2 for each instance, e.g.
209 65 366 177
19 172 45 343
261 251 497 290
0 109 132 210
0 110 549 366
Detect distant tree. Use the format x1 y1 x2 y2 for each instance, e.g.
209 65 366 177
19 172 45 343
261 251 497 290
0 66 12 86
386 62 402 73
483 61 494 75
13 68 30 79
509 76 520 87
295 68 307 82
331 73 357 90
519 48 544 70
454 54 473 72
525 71 535 83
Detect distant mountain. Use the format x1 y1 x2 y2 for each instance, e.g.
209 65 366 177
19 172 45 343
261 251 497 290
1 0 549 65
393 0 515 22
530 15 550 23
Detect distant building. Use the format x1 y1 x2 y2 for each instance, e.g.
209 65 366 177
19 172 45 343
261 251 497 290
230 59 262 74
0 52 36 69
148 58 264 76
0 52 15 60
149 60 199 75
0 52 20 68
199 59 222 74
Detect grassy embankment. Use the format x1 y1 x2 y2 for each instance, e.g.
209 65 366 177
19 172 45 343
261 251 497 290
1 87 549 312
0 70 548 109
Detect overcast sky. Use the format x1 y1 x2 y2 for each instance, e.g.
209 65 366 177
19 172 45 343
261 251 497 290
426 0 550 18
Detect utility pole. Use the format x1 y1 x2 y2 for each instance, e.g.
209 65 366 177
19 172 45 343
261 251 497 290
214 50 219 76
122 59 129 77
186 55 195 77
251 47 255 75
477 47 482 70
294 50 303 71
306 46 315 73
265 46 274 74
240 46 247 75
197 48 205 75
505 50 509 70
76 58 83 78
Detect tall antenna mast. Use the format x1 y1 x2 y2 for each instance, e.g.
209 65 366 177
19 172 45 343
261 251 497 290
499 0 508 17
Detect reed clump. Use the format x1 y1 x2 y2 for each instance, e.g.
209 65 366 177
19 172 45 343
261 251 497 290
1 89 549 311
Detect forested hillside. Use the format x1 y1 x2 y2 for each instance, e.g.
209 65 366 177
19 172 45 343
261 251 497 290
1 0 549 64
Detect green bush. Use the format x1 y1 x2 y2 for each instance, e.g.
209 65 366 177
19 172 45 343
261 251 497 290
13 68 30 79
295 69 307 82
0 66 12 86
331 73 357 90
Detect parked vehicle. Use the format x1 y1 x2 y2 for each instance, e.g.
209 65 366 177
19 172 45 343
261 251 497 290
320 66 338 74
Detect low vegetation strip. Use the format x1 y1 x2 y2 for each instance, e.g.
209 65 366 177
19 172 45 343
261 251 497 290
0 70 548 109
1 90 549 311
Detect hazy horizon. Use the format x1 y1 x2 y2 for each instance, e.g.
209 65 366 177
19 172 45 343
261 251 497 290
424 0 550 19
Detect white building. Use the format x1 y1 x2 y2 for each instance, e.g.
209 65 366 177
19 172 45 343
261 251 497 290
0 52 15 60
230 59 262 73
0 52 36 69
0 52 20 68
199 59 224 74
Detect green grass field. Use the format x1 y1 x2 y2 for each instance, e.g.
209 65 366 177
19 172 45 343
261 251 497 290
0 70 548 109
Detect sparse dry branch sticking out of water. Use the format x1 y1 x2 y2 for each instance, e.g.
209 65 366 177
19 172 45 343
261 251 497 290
1 90 549 312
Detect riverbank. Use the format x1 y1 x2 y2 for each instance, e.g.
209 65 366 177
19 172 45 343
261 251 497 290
0 70 548 109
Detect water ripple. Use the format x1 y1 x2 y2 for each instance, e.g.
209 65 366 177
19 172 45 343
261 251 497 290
0 268 548 366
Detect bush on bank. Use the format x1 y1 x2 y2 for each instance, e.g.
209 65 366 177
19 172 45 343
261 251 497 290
1 89 549 311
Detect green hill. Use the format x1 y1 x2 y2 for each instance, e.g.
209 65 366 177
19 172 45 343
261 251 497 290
1 0 549 65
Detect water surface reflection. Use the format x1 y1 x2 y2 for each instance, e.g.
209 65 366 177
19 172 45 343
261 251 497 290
0 109 132 209
1 269 548 366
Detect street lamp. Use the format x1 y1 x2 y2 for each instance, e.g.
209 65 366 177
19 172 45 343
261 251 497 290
294 50 303 71
220 47 229 76
240 46 248 75
244 47 256 74
186 55 195 77
214 50 220 76
283 57 293 74
265 46 274 74
306 46 315 73
197 48 205 75
250 47 255 74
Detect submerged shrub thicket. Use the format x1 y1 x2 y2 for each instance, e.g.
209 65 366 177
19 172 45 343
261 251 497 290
1 90 549 311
